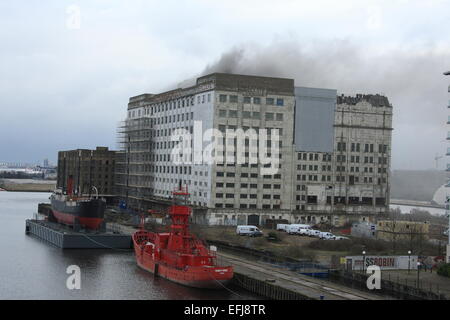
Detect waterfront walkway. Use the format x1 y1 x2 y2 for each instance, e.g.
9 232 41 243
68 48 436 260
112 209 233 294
217 251 384 300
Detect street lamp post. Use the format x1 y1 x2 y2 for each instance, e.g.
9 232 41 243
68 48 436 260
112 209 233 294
408 250 412 274
362 250 366 274
417 262 421 288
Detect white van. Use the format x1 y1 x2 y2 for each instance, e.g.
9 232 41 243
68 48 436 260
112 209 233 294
290 224 311 230
286 225 301 235
307 229 321 237
236 225 263 237
318 232 335 240
298 228 310 236
276 224 289 232
283 224 311 234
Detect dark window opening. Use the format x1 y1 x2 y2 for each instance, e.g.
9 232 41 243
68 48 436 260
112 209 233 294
307 195 318 204
334 196 346 205
348 197 359 205
375 197 386 206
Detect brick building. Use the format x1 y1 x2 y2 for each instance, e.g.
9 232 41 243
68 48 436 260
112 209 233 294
57 147 116 198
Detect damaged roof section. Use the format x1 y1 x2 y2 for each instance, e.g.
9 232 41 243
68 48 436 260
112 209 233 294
337 94 392 108
197 73 294 96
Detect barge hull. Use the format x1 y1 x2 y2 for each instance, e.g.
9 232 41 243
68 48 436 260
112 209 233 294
25 219 132 249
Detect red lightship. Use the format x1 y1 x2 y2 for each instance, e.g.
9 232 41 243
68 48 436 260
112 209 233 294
132 188 233 289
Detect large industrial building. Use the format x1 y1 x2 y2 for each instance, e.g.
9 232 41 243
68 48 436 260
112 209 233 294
115 73 393 226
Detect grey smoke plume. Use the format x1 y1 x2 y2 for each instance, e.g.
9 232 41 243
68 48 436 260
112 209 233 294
201 41 446 102
196 40 450 170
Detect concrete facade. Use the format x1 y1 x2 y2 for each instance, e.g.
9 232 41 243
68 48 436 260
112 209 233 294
290 94 393 226
117 73 393 226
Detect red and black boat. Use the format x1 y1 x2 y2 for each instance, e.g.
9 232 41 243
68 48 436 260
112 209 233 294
50 176 105 230
132 188 233 289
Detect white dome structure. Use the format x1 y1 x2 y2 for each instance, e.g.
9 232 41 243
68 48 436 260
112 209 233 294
432 183 448 206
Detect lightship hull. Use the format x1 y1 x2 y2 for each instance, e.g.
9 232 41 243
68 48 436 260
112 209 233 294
133 231 233 289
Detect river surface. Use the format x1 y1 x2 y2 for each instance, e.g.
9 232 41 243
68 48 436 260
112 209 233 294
0 192 259 300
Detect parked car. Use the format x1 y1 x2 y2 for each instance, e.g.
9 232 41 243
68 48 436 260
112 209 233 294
236 225 263 237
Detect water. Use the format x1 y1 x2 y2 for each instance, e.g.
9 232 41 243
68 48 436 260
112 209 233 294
389 204 446 217
0 192 258 300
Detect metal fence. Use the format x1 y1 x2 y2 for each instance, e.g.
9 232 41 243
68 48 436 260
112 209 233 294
329 269 447 300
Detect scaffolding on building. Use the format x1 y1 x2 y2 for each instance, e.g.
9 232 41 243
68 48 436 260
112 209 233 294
115 117 154 213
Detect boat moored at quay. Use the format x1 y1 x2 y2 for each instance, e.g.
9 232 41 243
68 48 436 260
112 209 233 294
132 188 233 289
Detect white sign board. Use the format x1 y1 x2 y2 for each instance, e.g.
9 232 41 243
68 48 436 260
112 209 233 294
345 255 419 270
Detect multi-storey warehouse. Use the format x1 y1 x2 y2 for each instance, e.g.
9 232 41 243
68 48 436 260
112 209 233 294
116 73 393 226
57 147 116 202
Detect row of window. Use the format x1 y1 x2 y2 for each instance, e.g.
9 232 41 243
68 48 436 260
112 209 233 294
294 196 386 206
216 172 282 179
297 152 388 165
297 164 332 172
216 193 281 199
151 93 211 114
152 125 193 138
296 174 387 184
215 203 281 209
217 162 282 168
297 175 332 182
337 155 389 164
297 153 332 162
219 95 285 106
151 124 285 140
218 125 284 136
349 167 388 174
129 96 196 119
337 164 389 172
128 91 218 119
216 182 282 189
337 142 389 153
218 110 284 121
153 112 194 125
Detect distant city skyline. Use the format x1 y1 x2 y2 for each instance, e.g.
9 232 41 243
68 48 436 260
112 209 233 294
0 159 55 167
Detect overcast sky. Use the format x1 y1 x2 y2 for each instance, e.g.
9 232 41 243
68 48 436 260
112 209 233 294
0 0 449 170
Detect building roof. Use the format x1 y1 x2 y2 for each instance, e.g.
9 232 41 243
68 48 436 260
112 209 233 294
337 94 392 108
127 73 295 109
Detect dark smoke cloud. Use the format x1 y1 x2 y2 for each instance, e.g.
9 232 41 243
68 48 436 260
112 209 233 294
194 40 450 170
201 40 447 104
